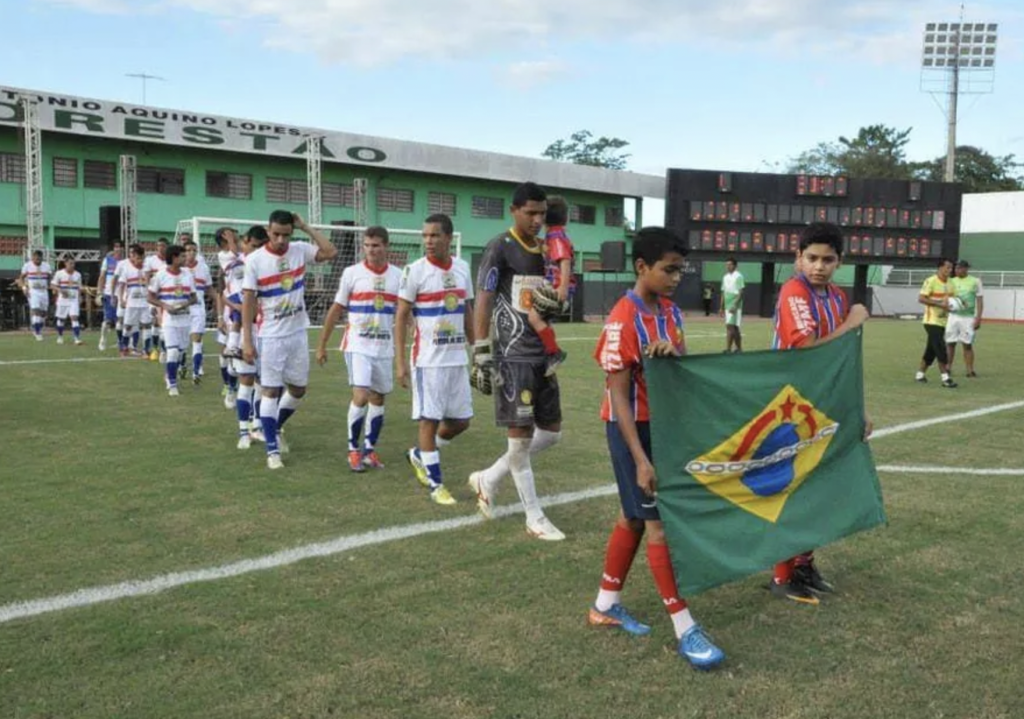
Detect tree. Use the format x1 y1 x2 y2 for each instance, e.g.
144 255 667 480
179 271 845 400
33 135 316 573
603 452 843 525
542 130 630 170
915 146 1023 193
786 125 915 179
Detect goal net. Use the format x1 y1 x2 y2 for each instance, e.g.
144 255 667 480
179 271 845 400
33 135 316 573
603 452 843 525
172 216 462 328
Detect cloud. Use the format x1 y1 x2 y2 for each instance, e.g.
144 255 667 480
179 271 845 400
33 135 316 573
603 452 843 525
35 0 1013 67
499 60 569 90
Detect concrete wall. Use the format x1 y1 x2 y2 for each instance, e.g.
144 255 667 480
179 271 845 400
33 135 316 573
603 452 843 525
871 286 1024 322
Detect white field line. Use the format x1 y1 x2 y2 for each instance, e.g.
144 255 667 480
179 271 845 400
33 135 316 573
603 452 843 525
877 465 1024 476
1 401 1021 625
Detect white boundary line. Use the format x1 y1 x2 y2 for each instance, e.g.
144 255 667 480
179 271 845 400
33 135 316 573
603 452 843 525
1 400 1021 625
877 465 1024 476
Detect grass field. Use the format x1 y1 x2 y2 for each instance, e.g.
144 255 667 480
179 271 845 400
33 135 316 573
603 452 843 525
1 316 1022 719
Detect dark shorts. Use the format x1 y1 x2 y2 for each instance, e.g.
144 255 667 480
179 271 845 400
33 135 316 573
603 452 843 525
607 421 659 521
494 360 562 428
102 296 117 323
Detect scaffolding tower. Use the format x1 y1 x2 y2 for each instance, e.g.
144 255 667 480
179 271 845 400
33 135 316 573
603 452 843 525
120 155 138 249
353 178 368 228
20 95 44 258
306 135 323 225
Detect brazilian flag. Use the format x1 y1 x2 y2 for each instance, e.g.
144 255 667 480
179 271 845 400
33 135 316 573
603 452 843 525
646 330 885 596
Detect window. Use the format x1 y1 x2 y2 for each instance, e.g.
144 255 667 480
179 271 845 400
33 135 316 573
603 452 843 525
428 191 457 216
570 204 596 225
83 160 117 189
0 153 25 184
53 157 78 188
471 195 504 219
323 181 355 207
266 177 307 204
377 187 415 212
605 205 624 227
137 166 185 195
206 171 252 200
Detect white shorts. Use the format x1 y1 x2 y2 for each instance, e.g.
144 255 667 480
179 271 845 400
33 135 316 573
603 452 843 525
189 305 206 335
260 331 310 388
232 355 259 376
725 309 743 327
162 323 190 351
412 365 473 421
123 306 152 327
944 315 977 345
55 301 79 319
345 352 394 395
28 291 48 312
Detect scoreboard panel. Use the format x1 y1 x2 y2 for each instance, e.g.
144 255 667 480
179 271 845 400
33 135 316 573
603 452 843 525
666 169 962 266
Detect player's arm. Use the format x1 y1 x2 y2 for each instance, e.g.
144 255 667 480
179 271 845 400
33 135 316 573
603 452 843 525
800 304 869 348
608 370 658 496
473 290 493 345
241 289 257 363
974 283 984 329
556 258 572 302
394 298 413 388
293 213 337 262
316 302 344 366
464 300 475 346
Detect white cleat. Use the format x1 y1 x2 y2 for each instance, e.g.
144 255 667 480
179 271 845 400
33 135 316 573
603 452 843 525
168 386 180 397
34 334 44 342
467 472 495 520
267 453 284 470
74 339 84 346
277 431 290 454
98 340 107 351
526 515 566 542
56 336 64 345
237 434 251 450
249 428 266 443
224 391 237 410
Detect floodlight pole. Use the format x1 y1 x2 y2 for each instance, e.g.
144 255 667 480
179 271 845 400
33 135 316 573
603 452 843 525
944 30 961 181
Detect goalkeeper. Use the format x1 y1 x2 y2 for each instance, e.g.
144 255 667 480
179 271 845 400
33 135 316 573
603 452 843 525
466 181 566 542
526 195 575 377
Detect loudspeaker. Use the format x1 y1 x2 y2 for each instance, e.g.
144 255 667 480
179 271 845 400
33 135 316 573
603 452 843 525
600 241 627 272
99 205 121 243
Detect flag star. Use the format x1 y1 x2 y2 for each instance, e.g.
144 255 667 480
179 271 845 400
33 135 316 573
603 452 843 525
780 395 796 421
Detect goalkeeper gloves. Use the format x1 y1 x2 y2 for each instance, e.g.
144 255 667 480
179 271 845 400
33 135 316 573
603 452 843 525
471 340 495 395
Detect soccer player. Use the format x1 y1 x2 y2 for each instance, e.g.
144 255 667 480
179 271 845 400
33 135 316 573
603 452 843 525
241 211 338 470
524 195 574 376
915 257 958 388
317 227 402 472
230 226 268 449
216 227 244 407
183 240 212 384
394 214 474 504
589 226 725 670
466 182 565 541
719 257 744 352
95 244 122 351
769 221 871 604
51 257 84 345
946 259 984 378
19 249 52 340
148 244 197 397
116 244 151 356
144 237 169 361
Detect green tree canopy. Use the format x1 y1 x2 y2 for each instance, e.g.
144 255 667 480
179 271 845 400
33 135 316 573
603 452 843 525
915 145 1023 193
542 130 630 170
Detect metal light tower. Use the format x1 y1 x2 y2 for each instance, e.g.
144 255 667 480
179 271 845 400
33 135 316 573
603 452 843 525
920 13 998 182
306 135 323 225
120 155 138 249
20 95 44 256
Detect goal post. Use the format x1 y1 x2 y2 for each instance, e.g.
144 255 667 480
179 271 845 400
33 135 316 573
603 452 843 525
172 216 462 328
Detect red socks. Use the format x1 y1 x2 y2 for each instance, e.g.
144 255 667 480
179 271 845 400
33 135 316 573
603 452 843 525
537 326 561 356
646 541 688 615
600 523 643 591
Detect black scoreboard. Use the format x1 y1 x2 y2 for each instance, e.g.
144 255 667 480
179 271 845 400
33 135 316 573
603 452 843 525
665 169 962 266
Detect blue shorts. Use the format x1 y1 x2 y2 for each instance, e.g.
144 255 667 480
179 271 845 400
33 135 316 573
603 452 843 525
606 421 659 521
103 295 117 323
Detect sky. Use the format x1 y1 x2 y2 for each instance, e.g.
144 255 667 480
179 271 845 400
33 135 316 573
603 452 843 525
3 0 1023 220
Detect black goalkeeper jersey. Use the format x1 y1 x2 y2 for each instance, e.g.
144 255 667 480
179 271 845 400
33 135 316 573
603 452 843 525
476 229 547 362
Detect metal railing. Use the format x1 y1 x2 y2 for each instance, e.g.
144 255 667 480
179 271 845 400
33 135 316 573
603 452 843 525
883 269 1024 288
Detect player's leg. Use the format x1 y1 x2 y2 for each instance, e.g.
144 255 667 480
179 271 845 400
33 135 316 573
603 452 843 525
916 325 936 381
468 425 561 519
54 304 67 344
360 358 393 469
407 367 456 505
163 325 187 395
733 313 743 352
190 318 205 383
345 352 372 471
589 513 648 634
233 356 258 449
258 337 287 467
275 332 311 454
930 325 956 387
115 301 125 350
70 306 82 344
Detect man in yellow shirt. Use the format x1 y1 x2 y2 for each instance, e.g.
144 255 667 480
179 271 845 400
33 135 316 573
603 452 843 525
915 258 957 388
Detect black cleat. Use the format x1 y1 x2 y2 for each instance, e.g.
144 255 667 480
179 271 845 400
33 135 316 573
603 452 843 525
544 349 568 377
769 580 820 605
942 378 958 388
793 562 835 594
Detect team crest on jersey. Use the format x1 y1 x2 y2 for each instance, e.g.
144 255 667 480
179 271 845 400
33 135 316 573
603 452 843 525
281 275 294 291
373 294 386 311
174 283 184 297
520 389 533 406
685 385 838 523
443 293 459 311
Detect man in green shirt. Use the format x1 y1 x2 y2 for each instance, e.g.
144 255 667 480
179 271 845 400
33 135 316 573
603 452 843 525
719 258 744 352
945 259 984 378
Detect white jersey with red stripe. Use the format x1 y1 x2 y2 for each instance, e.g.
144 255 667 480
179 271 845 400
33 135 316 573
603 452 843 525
20 261 52 293
51 269 83 304
242 241 318 338
184 259 212 303
116 260 149 308
398 255 473 368
336 261 402 358
149 268 196 328
218 250 245 302
143 253 166 280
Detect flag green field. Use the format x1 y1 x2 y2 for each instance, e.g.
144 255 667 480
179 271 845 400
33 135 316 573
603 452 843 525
648 330 886 595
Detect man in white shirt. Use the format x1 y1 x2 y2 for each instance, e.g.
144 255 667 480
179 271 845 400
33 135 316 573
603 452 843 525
148 245 197 396
183 240 213 384
242 210 338 469
19 249 52 341
394 213 475 506
317 227 403 472
144 238 169 361
95 244 122 351
51 257 84 345
115 244 151 356
719 257 745 353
